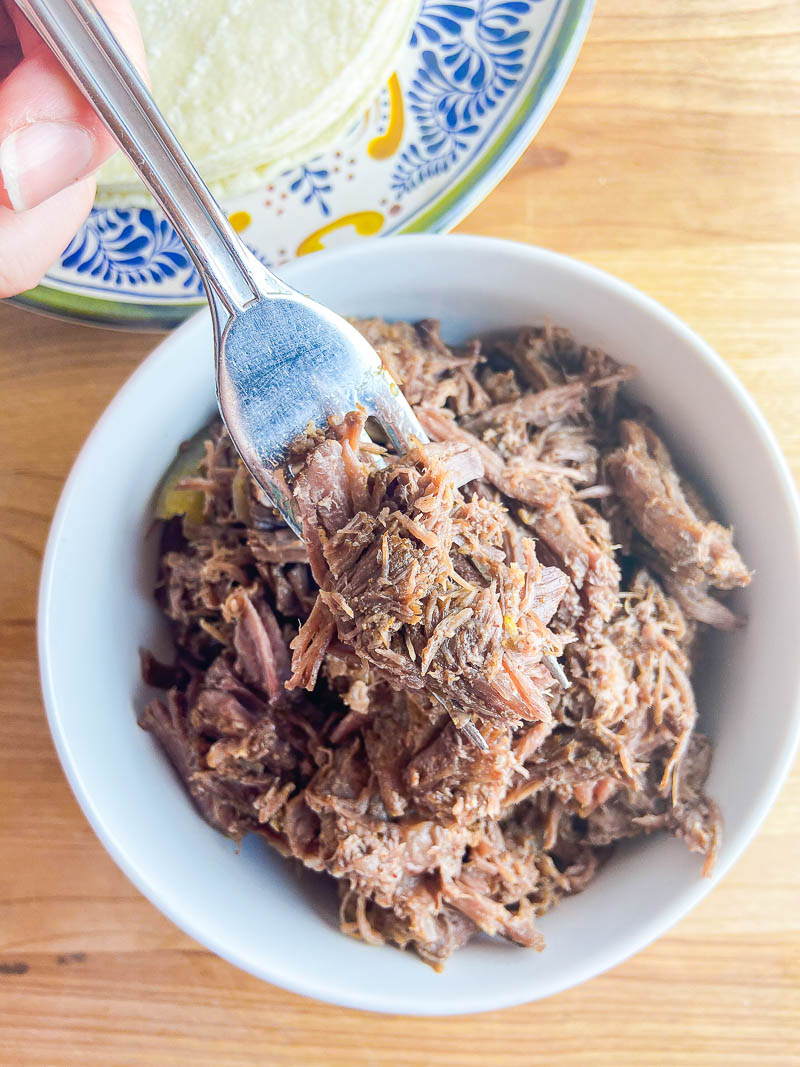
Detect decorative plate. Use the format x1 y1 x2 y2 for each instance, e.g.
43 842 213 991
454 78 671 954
14 0 593 329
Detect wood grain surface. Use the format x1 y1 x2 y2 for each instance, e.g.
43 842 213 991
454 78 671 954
1 1 799 1063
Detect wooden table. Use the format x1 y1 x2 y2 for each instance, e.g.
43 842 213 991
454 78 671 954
2 1 799 1063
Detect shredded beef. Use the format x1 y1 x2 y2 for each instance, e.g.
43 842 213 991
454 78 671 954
141 319 749 968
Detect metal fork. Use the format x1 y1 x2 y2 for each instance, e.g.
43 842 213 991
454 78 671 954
17 0 425 535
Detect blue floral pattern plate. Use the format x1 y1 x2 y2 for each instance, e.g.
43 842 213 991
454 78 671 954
15 0 592 328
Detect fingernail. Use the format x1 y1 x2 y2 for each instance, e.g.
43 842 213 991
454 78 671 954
0 122 95 212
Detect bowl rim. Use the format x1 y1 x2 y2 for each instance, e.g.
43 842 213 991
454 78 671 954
38 235 800 1014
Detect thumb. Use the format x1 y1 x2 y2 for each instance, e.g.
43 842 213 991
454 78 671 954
0 0 147 212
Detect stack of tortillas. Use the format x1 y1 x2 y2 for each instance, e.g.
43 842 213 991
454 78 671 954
97 0 419 202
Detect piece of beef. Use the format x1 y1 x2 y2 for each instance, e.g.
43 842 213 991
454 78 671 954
417 404 585 510
353 317 489 417
664 573 744 631
139 690 255 837
223 589 289 700
584 733 720 876
606 420 751 591
288 428 569 734
339 889 477 971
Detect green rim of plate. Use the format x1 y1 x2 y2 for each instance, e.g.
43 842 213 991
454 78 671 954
10 284 201 330
8 0 593 332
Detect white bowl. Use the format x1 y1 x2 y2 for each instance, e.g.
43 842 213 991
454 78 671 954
39 236 800 1014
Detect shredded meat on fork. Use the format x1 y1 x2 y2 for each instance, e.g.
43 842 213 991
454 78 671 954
140 318 749 968
288 417 569 735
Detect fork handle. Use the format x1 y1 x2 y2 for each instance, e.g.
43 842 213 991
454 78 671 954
16 0 290 313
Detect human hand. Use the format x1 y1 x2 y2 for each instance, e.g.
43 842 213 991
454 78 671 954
0 0 146 297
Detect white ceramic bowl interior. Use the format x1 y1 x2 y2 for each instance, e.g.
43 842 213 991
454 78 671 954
39 236 800 1014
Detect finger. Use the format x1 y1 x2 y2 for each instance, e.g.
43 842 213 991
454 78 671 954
0 0 146 211
0 175 94 297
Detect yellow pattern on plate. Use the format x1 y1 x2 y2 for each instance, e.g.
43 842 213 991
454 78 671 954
296 211 384 256
367 73 405 160
228 211 252 233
